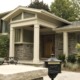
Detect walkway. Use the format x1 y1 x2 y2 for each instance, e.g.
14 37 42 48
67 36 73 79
44 71 80 80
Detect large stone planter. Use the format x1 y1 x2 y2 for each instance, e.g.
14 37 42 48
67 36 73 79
0 65 48 80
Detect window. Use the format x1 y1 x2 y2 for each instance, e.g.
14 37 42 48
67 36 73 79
23 12 35 19
0 20 2 33
1 20 9 33
23 30 33 42
12 13 22 21
15 29 21 42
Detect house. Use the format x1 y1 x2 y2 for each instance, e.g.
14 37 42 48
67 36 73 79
0 6 80 64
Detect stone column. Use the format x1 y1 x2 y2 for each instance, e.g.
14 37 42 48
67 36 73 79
33 24 40 63
63 32 68 57
9 27 15 57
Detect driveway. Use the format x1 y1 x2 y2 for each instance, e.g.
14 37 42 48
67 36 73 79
44 71 80 80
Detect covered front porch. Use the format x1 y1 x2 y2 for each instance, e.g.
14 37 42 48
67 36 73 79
10 24 56 64
2 6 70 64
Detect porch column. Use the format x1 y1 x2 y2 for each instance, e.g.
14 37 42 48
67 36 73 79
33 24 40 63
63 32 68 57
9 27 15 57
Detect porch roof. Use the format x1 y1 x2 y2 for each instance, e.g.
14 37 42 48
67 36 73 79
55 21 80 32
2 6 71 24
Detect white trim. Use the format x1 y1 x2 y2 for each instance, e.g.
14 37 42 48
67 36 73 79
63 32 68 57
55 27 80 33
10 17 36 24
10 18 37 28
2 6 42 21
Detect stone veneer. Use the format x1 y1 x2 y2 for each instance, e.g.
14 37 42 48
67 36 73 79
55 32 80 55
68 32 80 54
55 33 63 56
15 44 33 60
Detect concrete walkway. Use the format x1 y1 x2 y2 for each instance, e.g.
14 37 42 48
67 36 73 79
44 71 80 80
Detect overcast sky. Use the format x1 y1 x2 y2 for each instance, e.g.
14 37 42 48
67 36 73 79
0 0 53 13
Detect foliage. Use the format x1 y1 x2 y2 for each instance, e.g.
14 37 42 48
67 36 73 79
65 62 79 71
28 0 50 12
75 43 80 53
57 54 65 63
0 35 9 57
0 58 4 65
77 57 80 64
72 0 80 20
67 54 76 63
50 0 80 21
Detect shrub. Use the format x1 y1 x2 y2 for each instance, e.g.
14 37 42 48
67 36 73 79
65 62 79 71
0 35 9 57
77 57 80 64
57 54 65 63
67 54 76 63
75 43 80 53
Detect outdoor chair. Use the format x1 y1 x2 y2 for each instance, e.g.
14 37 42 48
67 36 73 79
5 57 18 65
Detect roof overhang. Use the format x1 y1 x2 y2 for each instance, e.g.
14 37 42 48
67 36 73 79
54 24 80 32
2 6 71 25
2 6 42 21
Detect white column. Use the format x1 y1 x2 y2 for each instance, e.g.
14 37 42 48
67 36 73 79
9 27 15 57
33 24 40 63
63 32 68 58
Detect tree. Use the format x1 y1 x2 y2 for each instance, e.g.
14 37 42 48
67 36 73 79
72 0 80 20
50 0 80 21
28 0 50 12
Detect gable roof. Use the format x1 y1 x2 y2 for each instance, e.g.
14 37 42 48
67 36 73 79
2 6 71 24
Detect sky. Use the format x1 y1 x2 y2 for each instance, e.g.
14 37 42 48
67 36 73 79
0 0 53 13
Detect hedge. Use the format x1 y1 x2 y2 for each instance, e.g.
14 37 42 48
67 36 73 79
0 35 9 57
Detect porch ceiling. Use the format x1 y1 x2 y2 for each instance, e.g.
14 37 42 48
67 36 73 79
16 25 54 34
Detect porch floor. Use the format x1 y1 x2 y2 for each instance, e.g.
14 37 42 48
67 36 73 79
18 60 45 66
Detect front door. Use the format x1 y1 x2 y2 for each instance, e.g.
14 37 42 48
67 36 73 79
43 35 55 58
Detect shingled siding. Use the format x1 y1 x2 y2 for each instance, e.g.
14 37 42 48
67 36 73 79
55 33 63 56
15 44 33 60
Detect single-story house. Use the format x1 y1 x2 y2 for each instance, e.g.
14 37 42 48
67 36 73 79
0 6 80 64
